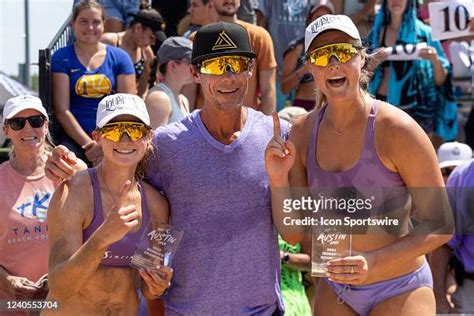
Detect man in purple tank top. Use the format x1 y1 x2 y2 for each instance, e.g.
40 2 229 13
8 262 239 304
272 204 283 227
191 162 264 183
46 22 290 315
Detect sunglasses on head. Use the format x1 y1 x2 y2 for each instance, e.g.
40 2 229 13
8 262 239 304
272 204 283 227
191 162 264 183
97 122 150 142
308 43 360 67
199 56 251 75
6 115 47 131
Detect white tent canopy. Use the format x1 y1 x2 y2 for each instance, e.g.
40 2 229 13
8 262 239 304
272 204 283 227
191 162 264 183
0 71 37 106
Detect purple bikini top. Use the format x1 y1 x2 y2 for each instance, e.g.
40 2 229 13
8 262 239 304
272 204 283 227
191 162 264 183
83 168 150 267
306 100 409 216
306 100 405 188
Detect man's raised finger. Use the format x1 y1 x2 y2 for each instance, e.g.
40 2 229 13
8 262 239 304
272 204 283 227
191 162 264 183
272 112 282 139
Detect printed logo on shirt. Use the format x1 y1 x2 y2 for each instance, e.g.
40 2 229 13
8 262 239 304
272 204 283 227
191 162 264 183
13 189 52 223
71 68 81 73
103 251 133 262
8 223 48 244
75 74 112 98
212 31 237 51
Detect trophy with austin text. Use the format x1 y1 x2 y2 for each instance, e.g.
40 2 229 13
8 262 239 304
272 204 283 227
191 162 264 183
130 220 184 270
310 187 366 277
311 225 352 277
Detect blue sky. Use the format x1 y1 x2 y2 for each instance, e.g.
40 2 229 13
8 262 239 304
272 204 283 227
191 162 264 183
0 0 71 77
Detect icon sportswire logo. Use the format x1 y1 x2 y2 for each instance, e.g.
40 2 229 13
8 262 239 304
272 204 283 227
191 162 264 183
212 31 237 51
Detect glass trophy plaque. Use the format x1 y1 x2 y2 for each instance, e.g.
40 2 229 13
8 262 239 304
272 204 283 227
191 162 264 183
130 220 183 270
311 225 352 277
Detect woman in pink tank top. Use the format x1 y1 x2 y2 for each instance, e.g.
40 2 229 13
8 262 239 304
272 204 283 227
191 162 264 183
44 94 171 315
0 96 62 316
266 14 453 316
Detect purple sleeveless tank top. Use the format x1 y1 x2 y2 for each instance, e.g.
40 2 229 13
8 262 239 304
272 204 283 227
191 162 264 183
83 168 150 267
306 100 405 188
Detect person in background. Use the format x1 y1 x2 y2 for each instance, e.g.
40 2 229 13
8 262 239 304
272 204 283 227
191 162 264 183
52 0 136 165
367 0 457 148
237 0 257 24
431 155 474 314
145 37 193 128
331 0 377 37
255 0 314 111
101 8 167 99
74 0 145 32
278 236 312 316
0 96 85 316
150 0 189 36
461 18 474 150
437 142 473 184
430 142 472 314
183 0 218 39
278 106 308 124
281 1 334 111
44 94 171 315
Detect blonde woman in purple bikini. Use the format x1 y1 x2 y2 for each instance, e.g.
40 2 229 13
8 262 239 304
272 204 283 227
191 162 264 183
265 14 453 316
44 94 171 315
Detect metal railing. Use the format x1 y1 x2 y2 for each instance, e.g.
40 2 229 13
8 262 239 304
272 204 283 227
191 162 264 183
38 14 72 140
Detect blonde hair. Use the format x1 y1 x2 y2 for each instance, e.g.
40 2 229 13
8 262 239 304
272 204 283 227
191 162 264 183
135 137 154 179
313 49 372 110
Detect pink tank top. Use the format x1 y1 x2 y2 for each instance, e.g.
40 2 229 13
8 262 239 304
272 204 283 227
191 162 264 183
82 168 150 267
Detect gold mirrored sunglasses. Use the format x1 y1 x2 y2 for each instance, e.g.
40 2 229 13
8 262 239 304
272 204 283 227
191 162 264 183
98 122 150 142
308 43 360 67
199 56 251 75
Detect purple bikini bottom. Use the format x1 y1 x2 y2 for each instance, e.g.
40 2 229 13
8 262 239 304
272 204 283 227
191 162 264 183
326 260 433 316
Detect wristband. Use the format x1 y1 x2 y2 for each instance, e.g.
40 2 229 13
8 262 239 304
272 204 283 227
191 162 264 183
281 253 290 264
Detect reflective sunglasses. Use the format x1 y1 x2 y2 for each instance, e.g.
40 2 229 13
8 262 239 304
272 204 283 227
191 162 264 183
308 43 360 67
199 56 251 75
6 115 47 130
98 122 150 142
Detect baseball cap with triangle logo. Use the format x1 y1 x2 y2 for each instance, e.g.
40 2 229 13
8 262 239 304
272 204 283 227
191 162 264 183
192 22 256 65
212 31 238 51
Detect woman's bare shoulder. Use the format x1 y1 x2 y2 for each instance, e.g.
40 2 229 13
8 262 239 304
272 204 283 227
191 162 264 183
54 169 93 206
374 100 433 156
375 100 418 133
49 169 94 223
